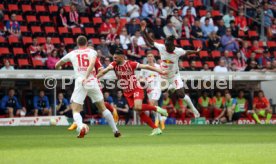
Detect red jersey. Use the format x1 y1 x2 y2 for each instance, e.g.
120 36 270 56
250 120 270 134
110 60 140 96
93 57 103 76
253 97 270 109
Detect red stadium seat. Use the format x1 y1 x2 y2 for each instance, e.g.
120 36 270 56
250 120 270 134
7 58 15 66
267 41 276 48
109 18 116 24
22 37 33 45
0 36 7 46
195 61 203 68
16 15 23 22
20 26 29 33
91 38 100 45
45 26 56 35
248 31 258 38
58 27 70 35
13 48 26 57
31 26 42 34
199 10 207 17
49 5 58 14
180 40 191 47
8 4 19 12
194 0 203 7
32 58 44 68
8 36 20 45
0 48 11 55
205 61 215 68
51 37 61 45
35 5 47 13
80 17 90 24
193 40 203 49
72 27 83 36
17 59 30 68
182 61 190 68
212 10 221 17
63 38 74 45
211 50 221 58
64 6 71 12
238 31 246 38
37 37 46 44
84 28 95 35
199 51 209 58
93 17 102 25
40 16 51 24
21 4 32 13
26 15 38 24
228 51 234 58
152 50 159 56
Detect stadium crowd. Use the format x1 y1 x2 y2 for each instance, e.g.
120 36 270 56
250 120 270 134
0 0 275 71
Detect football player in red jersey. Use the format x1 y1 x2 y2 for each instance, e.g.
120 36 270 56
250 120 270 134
91 49 168 136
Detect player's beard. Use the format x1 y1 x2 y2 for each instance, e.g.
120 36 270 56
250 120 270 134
166 44 175 53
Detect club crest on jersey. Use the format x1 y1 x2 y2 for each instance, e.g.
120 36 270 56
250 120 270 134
162 60 174 64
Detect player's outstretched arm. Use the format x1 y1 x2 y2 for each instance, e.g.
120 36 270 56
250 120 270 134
55 60 66 70
138 64 166 75
97 65 113 79
140 21 154 47
185 48 201 56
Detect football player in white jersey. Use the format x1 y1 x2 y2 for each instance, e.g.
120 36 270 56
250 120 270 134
55 36 120 138
140 53 166 129
141 21 200 118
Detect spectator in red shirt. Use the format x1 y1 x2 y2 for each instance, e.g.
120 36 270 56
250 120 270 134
29 37 43 57
251 40 264 64
184 8 195 26
235 11 248 31
43 37 55 56
99 18 114 35
46 49 60 69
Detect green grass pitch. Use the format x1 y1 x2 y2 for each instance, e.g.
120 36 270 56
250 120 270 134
1 125 276 164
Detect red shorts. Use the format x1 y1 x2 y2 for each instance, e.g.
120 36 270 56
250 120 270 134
124 88 144 108
201 108 211 119
214 108 223 118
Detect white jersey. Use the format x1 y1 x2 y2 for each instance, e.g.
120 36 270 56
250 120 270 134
140 63 161 90
60 48 97 79
154 42 186 79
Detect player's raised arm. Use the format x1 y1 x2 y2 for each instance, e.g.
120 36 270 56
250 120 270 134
138 64 166 75
97 65 114 79
184 48 201 56
55 58 68 70
140 21 154 47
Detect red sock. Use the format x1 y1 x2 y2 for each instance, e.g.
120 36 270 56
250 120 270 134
180 112 186 121
140 112 157 129
142 104 157 111
104 102 113 112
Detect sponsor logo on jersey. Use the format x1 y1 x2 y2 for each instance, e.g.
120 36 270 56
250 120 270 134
162 60 174 64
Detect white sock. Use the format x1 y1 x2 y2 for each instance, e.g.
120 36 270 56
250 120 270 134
73 112 83 130
158 113 162 121
102 109 118 133
184 95 199 115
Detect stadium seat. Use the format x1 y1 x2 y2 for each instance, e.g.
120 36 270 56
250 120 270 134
0 36 8 47
20 26 30 36
211 50 221 58
0 48 11 56
238 30 246 38
152 50 159 56
194 0 203 7
193 40 203 49
31 26 43 35
199 10 207 17
49 5 58 15
205 61 215 68
199 51 209 58
58 27 70 36
21 4 34 14
35 5 47 15
84 27 95 36
7 58 15 66
267 41 276 48
182 61 190 68
211 10 221 17
63 38 74 46
13 48 27 57
195 61 203 68
22 37 33 45
44 26 56 36
16 15 24 23
180 40 191 47
40 16 53 26
8 4 19 13
72 27 83 36
91 38 101 45
32 58 44 68
8 36 20 45
139 50 145 56
17 58 30 68
93 17 103 25
248 31 258 39
228 51 234 58
26 15 38 25
37 37 46 44
51 37 61 45
80 17 90 24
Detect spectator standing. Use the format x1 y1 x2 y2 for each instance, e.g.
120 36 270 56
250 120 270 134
33 90 52 116
0 88 26 117
263 3 274 27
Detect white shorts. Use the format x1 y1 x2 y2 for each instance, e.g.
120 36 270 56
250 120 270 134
162 74 184 91
147 89 161 101
71 77 103 105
